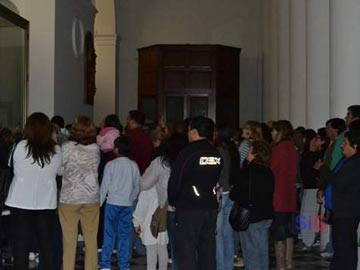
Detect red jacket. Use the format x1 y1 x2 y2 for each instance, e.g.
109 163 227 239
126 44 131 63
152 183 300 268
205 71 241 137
127 128 153 174
270 140 298 213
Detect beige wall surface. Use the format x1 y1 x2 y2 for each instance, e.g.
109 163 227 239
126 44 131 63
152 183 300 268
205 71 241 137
117 0 264 125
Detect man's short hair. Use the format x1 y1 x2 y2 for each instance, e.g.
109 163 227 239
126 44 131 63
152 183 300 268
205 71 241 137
189 116 215 140
349 119 360 133
327 118 346 134
114 136 131 157
128 110 145 126
348 105 360 119
51 115 65 129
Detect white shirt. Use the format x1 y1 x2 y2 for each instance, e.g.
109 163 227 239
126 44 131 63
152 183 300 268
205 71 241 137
5 140 62 210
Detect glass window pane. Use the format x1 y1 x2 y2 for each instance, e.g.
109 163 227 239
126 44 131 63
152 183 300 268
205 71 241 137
166 96 184 122
190 96 208 117
0 12 27 129
141 97 157 125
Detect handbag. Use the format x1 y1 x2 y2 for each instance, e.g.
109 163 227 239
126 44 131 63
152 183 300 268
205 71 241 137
229 167 253 232
0 143 17 209
150 201 169 238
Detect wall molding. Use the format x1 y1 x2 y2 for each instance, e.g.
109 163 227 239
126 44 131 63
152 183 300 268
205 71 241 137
95 34 118 46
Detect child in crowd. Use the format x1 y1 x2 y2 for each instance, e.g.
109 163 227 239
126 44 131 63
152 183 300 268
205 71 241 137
97 114 122 153
99 136 140 270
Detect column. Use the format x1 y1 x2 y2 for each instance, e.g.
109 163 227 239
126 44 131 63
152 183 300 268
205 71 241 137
278 0 291 120
94 0 118 125
306 0 330 129
330 0 360 118
268 0 279 121
290 0 307 127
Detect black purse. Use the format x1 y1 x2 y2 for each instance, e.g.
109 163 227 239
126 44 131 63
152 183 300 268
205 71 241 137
229 168 253 232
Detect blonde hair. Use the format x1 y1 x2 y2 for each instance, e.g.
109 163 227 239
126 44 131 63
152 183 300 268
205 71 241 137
70 116 97 145
151 128 169 144
243 121 263 141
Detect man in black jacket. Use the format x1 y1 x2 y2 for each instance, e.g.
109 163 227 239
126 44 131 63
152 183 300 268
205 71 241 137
168 116 222 270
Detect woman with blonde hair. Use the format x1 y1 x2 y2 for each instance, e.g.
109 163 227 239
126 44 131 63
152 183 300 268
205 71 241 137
234 121 263 268
239 121 263 167
59 116 100 270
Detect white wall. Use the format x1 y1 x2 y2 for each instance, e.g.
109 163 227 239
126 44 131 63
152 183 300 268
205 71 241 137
117 0 263 125
54 0 96 124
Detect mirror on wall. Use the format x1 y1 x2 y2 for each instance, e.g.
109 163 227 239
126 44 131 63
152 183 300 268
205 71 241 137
0 3 28 129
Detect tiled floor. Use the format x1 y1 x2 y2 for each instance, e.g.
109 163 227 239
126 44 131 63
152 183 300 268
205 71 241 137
1 245 331 269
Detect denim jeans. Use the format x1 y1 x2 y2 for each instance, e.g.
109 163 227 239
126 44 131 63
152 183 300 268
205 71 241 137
240 219 272 270
216 193 234 270
99 203 133 270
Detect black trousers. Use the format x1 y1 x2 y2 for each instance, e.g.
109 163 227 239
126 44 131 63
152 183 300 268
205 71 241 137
174 208 217 270
330 217 360 270
272 212 294 241
11 207 55 270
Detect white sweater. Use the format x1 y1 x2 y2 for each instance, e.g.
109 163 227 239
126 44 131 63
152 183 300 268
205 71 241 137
133 186 168 246
5 140 62 210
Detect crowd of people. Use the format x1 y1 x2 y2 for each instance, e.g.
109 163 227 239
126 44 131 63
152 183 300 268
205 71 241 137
0 105 360 270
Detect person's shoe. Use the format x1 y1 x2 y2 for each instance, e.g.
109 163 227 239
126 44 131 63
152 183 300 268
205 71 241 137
233 256 245 268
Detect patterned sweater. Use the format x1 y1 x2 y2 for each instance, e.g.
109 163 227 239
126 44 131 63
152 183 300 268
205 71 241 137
60 141 100 204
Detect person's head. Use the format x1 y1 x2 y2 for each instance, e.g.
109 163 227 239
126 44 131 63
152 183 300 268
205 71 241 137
51 115 65 129
242 121 263 141
342 130 360 158
271 120 293 143
261 122 273 144
349 119 360 133
0 128 12 144
316 127 329 150
113 136 131 157
188 116 215 142
104 114 123 134
161 134 188 168
293 129 305 152
326 118 346 140
247 140 271 166
70 116 97 145
151 128 169 148
24 112 56 168
303 129 317 152
215 126 234 146
345 105 360 126
127 110 145 130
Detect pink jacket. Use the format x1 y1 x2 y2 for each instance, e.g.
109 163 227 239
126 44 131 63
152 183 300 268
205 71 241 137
96 127 121 153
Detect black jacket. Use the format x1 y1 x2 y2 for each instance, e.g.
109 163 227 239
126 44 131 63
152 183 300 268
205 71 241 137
230 161 274 223
332 153 360 219
168 139 222 210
